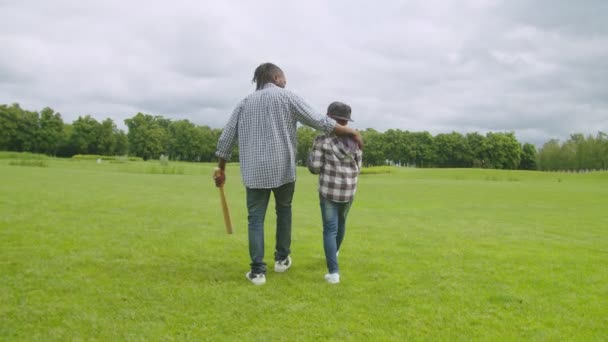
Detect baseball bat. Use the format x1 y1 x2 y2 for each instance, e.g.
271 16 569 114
214 168 233 234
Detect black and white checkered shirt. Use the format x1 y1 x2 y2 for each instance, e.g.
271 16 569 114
308 134 363 202
215 83 336 189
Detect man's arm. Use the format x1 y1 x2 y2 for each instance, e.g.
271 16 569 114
333 124 364 149
287 91 364 148
214 103 241 187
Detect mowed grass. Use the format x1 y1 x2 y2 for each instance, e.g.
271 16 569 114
1 154 607 340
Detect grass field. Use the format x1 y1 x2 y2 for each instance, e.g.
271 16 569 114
1 153 607 340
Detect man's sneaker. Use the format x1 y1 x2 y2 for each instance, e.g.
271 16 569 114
325 273 340 284
274 256 292 273
245 272 266 285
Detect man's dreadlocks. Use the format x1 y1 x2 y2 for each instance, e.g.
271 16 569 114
252 63 283 90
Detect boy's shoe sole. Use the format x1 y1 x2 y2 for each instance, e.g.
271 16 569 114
246 271 266 285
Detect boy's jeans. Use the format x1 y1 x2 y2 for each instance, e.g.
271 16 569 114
319 195 352 274
246 182 295 274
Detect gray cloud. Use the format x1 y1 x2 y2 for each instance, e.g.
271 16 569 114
1 0 606 146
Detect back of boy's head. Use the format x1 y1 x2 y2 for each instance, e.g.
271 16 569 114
327 101 351 118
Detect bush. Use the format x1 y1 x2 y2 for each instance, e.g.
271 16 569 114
0 152 48 160
9 160 49 167
360 166 396 175
146 165 185 175
72 154 143 162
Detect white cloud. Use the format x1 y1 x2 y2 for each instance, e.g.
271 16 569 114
1 0 607 146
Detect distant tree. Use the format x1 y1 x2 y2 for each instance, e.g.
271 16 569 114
519 143 537 170
383 129 403 166
411 131 434 168
56 124 75 157
96 118 118 155
203 127 223 162
485 132 521 169
124 113 169 160
537 139 561 171
433 132 471 167
36 107 64 155
594 132 608 169
296 126 318 165
114 130 129 156
1 104 40 152
69 115 102 155
168 119 198 161
0 104 20 150
466 132 488 168
360 128 386 166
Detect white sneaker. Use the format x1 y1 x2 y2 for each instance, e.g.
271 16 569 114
324 273 340 284
274 256 292 273
245 272 266 285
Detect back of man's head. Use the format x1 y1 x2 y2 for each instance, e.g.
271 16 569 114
252 63 284 90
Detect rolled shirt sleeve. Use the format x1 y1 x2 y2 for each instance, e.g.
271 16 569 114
288 91 336 134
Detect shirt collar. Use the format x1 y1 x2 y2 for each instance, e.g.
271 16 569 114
261 83 277 90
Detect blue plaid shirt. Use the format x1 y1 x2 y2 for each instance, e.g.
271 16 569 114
215 83 336 189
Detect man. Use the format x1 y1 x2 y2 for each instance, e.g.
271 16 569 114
214 62 362 285
308 102 362 284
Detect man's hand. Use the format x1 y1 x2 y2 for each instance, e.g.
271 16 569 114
213 167 225 187
333 124 364 149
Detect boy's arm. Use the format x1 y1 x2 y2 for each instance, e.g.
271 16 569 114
307 136 324 174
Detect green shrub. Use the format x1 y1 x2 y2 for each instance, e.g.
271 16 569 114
146 165 185 175
72 154 143 162
0 152 48 160
360 166 396 175
8 159 49 167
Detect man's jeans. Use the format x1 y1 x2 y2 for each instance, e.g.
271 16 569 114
246 182 295 274
319 195 352 274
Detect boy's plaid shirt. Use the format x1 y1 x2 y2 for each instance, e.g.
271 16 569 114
307 134 363 202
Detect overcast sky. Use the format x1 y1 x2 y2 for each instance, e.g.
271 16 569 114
1 0 607 146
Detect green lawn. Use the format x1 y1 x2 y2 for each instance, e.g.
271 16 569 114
1 154 607 340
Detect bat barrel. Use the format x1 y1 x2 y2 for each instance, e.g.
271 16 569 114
219 186 233 234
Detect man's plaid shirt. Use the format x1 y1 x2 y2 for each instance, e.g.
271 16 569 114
215 83 335 189
307 134 363 202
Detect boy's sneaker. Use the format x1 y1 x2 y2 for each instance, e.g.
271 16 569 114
245 272 266 285
274 256 292 273
325 273 340 284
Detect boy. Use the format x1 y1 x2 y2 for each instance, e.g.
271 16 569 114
308 102 363 284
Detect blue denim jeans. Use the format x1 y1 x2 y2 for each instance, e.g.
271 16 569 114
319 195 352 274
246 182 295 274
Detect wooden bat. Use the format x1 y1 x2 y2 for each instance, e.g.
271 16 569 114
214 168 233 234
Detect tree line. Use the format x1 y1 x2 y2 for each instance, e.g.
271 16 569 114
0 103 223 162
537 133 608 171
1 103 606 170
296 127 535 169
